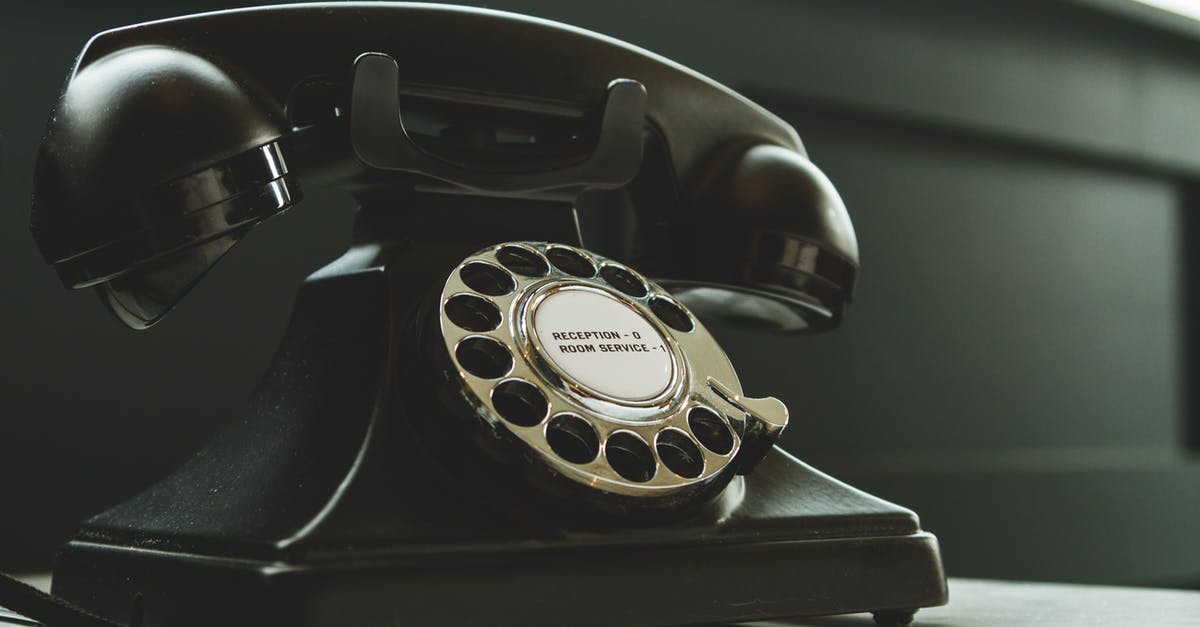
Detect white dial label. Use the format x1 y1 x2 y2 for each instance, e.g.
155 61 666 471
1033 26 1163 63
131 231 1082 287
532 288 672 401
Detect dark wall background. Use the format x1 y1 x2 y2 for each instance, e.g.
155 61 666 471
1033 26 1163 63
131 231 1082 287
2 0 1198 587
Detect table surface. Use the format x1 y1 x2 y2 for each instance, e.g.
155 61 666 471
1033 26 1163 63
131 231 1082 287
3 576 1200 626
763 578 1200 627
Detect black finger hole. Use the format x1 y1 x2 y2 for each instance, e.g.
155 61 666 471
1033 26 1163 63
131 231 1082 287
546 414 600 464
444 294 501 332
546 246 596 278
460 262 515 296
688 406 734 455
650 295 694 332
496 245 549 277
605 432 656 483
491 379 548 427
656 428 704 478
600 265 648 298
455 337 513 379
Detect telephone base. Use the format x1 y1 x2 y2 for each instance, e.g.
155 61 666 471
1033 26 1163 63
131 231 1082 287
49 206 946 625
52 450 946 626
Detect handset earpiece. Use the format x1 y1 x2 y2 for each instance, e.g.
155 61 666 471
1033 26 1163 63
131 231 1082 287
30 45 298 329
664 143 859 333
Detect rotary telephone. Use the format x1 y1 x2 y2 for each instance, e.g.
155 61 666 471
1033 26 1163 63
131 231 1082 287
4 3 946 626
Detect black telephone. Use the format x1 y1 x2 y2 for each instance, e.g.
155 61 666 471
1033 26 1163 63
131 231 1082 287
9 3 946 626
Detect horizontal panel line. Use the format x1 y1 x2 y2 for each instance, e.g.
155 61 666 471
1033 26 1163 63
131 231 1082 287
803 445 1194 475
743 86 1200 184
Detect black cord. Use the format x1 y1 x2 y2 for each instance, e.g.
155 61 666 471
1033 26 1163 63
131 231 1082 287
0 572 123 627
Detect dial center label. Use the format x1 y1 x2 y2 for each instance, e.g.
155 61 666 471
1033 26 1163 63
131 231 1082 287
532 288 672 401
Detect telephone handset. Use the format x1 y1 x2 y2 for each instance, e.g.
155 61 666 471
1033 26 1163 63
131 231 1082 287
14 3 945 626
30 3 856 333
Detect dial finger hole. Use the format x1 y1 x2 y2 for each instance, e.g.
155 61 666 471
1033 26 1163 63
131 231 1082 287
605 432 656 483
546 246 596 278
460 261 515 296
600 265 648 298
491 379 548 427
496 245 549 277
649 295 694 332
656 428 704 478
444 294 501 332
455 336 513 379
688 406 734 455
546 413 600 464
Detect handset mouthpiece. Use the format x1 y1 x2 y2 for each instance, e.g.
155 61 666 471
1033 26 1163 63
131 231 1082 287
30 46 296 328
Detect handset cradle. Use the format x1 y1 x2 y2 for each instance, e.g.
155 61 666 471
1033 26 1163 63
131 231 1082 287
351 52 648 194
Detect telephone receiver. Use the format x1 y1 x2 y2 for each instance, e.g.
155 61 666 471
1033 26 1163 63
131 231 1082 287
31 5 857 333
15 4 945 626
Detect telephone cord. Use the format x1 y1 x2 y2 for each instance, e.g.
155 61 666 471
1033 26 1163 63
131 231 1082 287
0 572 122 627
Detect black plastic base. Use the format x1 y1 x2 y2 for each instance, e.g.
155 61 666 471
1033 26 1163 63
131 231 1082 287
50 199 946 626
54 453 945 626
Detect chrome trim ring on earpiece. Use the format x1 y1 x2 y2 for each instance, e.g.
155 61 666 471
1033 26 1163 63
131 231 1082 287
437 241 787 501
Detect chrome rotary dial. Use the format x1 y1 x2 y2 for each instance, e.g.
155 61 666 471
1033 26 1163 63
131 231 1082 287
437 242 788 501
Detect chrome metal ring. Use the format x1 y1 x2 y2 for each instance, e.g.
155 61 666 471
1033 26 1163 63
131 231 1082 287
437 241 779 501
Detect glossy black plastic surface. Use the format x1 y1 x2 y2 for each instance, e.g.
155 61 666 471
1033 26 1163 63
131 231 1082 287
672 144 861 331
30 2 859 332
31 47 292 280
351 53 648 194
51 199 945 626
